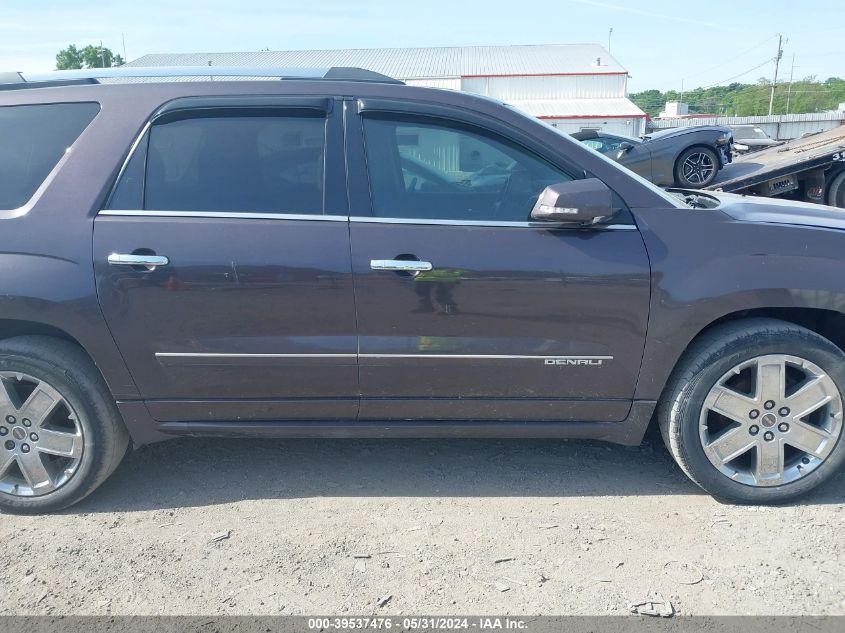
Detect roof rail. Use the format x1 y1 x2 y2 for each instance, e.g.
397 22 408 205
0 66 403 90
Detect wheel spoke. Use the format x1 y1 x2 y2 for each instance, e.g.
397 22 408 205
17 450 55 493
787 420 831 458
786 377 832 419
706 427 756 464
754 438 784 482
756 358 785 402
0 378 16 410
708 385 756 423
0 451 15 478
18 382 60 427
36 428 83 459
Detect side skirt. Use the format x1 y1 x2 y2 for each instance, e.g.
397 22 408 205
117 401 657 447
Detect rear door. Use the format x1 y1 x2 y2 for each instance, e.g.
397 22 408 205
94 97 359 423
346 99 651 423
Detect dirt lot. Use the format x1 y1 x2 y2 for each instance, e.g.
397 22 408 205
1 433 843 616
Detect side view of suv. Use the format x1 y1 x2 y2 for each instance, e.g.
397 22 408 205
1 67 843 513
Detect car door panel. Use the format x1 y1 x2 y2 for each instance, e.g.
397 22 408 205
347 102 651 422
94 98 359 422
351 221 651 421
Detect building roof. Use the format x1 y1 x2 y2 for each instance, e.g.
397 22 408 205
511 98 646 119
129 44 627 79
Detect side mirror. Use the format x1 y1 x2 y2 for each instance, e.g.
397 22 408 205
530 178 613 225
616 142 635 160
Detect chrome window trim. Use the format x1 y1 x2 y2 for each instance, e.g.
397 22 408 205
100 210 348 222
350 216 636 230
98 210 634 229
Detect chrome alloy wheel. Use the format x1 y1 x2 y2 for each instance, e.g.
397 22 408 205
0 371 84 497
699 354 843 486
681 152 715 185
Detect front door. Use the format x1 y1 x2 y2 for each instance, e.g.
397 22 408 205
348 103 651 422
94 97 358 423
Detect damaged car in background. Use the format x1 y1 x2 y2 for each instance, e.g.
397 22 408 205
573 126 733 188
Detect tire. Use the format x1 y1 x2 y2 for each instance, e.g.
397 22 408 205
0 336 128 514
825 169 845 209
658 318 845 504
674 146 720 189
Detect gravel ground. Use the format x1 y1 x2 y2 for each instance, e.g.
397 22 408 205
1 433 843 616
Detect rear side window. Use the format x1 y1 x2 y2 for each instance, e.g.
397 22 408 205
0 102 99 210
110 111 326 214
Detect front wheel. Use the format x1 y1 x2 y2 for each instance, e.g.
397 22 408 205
674 146 719 188
659 319 845 504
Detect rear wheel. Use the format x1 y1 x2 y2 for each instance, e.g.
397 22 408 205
659 319 845 503
0 336 128 514
674 147 719 188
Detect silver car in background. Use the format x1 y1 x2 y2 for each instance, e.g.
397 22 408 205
573 126 733 188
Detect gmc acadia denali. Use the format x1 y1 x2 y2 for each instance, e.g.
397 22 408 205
0 66 843 513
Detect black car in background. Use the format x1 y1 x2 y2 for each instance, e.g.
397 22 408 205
573 126 733 188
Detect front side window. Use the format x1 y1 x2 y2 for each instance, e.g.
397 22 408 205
0 102 99 210
110 111 326 214
363 116 572 222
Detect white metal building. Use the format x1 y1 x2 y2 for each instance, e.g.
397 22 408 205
129 44 647 136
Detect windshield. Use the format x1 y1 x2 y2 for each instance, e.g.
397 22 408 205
505 106 685 208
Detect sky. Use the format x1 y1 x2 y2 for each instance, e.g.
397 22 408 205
1 0 843 92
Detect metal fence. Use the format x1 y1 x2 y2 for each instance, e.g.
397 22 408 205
649 111 845 139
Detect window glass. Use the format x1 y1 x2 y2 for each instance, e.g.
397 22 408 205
108 132 147 209
142 113 325 213
363 117 572 221
0 103 99 210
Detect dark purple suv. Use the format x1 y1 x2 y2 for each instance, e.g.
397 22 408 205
1 67 844 513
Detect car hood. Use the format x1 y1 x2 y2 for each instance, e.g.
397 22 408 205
701 190 845 231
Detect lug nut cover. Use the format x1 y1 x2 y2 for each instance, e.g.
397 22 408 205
763 431 775 441
749 425 759 435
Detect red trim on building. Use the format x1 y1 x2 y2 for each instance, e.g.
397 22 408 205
536 114 647 120
461 72 629 79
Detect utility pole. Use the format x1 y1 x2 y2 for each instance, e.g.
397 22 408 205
785 54 798 114
122 33 127 65
768 33 783 116
608 27 613 53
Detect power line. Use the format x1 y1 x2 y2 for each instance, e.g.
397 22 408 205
682 34 778 81
698 58 777 89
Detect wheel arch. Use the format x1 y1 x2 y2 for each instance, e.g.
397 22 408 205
652 306 845 406
0 317 139 400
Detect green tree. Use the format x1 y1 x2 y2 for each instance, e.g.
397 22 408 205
55 44 124 70
55 45 83 70
630 76 845 117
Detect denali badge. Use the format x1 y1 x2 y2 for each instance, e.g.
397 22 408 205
545 358 606 366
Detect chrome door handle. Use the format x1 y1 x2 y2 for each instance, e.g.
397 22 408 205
107 253 170 269
370 259 433 272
